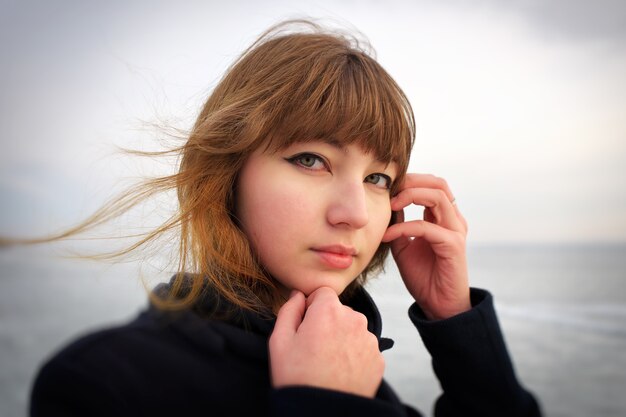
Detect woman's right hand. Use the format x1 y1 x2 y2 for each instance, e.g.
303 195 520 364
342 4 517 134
269 287 385 398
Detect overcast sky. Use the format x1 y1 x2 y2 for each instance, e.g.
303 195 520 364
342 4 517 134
1 0 625 244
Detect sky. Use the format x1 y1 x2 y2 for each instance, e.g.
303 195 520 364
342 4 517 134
0 0 625 244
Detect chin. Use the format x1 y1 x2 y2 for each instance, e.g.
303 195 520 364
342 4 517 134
297 275 354 297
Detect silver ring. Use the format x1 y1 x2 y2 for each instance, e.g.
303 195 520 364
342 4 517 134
450 197 457 206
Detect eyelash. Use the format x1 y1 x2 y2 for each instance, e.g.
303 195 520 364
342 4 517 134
364 173 392 190
286 153 327 171
285 153 393 190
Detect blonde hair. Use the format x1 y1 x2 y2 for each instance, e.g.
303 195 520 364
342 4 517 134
4 20 415 314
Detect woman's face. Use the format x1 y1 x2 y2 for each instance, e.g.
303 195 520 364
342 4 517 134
236 140 397 297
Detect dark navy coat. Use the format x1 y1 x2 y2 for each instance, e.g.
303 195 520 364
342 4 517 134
31 282 541 416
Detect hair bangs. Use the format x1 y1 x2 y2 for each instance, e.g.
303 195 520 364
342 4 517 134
259 43 415 187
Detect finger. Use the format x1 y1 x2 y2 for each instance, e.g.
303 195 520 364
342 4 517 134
391 188 463 232
382 219 462 249
386 209 411 252
397 174 464 227
397 174 454 202
425 206 464 233
447 195 468 233
273 290 306 337
403 173 467 232
305 286 339 310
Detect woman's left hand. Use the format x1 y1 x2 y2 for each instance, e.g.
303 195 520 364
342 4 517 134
382 174 471 320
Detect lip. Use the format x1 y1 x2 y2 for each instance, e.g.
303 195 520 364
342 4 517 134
313 244 357 256
311 245 357 269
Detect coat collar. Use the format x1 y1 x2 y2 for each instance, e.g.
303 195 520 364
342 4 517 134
146 276 394 360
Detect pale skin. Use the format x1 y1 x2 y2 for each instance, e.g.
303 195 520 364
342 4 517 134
238 143 470 398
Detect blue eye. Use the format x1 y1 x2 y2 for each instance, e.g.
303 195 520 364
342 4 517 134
365 173 392 190
286 153 328 171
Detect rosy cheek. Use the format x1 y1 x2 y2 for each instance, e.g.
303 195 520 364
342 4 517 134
256 186 313 235
271 192 303 220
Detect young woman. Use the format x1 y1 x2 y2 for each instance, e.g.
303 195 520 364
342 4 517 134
29 21 541 416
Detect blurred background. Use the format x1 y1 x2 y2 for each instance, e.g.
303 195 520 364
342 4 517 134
1 0 625 416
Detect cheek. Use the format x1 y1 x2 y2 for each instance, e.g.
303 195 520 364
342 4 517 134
371 199 392 236
362 199 392 255
241 181 316 248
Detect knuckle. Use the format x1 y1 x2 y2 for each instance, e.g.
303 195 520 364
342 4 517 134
308 287 339 308
437 176 449 190
316 286 338 301
321 301 341 319
365 332 380 351
317 286 335 295
451 232 466 248
353 311 369 329
435 188 447 203
344 308 367 329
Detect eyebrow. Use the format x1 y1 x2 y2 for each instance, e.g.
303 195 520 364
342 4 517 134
322 137 348 154
322 137 393 166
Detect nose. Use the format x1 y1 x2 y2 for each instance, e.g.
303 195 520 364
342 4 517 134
326 179 369 229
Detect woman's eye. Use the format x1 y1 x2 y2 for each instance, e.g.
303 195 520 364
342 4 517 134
365 173 392 190
287 153 327 171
